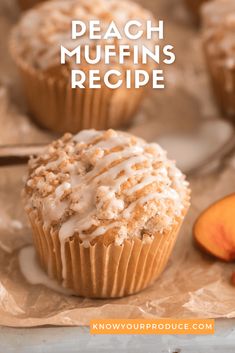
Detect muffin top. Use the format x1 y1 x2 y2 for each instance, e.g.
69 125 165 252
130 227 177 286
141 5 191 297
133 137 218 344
11 0 156 76
202 0 235 68
23 129 190 247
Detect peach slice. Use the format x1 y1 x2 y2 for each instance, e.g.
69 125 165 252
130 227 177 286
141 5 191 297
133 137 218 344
194 194 235 261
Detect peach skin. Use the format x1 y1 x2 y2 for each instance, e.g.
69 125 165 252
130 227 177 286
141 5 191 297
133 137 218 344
194 194 235 261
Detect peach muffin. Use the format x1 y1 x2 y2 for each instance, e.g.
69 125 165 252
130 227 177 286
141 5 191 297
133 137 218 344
10 0 156 133
23 129 190 298
202 0 235 118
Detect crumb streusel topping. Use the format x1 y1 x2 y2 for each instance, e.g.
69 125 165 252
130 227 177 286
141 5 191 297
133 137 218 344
11 0 156 73
24 129 189 248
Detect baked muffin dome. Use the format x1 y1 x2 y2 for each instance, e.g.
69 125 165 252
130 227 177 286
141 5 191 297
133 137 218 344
202 0 235 24
12 0 155 76
24 129 189 247
202 0 235 62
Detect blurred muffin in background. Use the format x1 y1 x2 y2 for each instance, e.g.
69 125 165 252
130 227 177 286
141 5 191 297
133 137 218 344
18 0 46 11
184 0 210 22
10 0 156 134
202 0 235 118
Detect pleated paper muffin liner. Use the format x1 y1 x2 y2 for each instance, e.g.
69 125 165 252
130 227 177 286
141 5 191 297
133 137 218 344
27 207 187 299
10 40 148 134
204 49 235 118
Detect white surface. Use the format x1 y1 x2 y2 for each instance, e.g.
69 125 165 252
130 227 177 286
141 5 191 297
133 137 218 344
157 120 233 173
0 319 235 353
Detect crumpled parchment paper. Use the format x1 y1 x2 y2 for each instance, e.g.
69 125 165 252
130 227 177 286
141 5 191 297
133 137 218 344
0 0 235 327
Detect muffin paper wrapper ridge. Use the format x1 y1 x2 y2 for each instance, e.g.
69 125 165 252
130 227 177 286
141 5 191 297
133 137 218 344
28 210 183 299
1 172 235 327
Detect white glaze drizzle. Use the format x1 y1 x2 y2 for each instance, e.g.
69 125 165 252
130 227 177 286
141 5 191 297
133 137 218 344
19 246 74 295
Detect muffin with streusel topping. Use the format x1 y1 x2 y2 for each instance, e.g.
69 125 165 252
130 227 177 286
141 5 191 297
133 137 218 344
23 129 190 298
202 0 235 118
10 0 156 134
